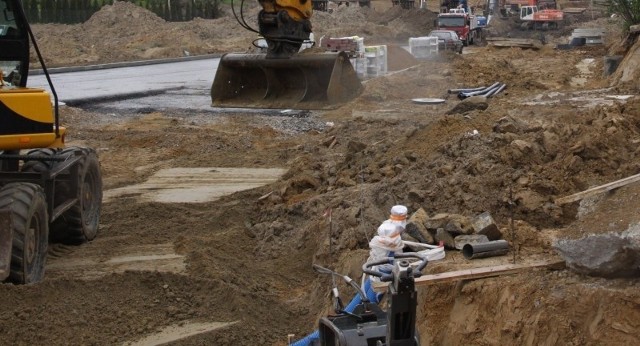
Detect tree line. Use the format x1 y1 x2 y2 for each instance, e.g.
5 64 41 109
607 0 640 30
21 0 221 23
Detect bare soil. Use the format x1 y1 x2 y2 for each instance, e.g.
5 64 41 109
2 1 640 345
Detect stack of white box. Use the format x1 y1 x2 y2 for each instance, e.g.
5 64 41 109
363 45 387 78
408 37 438 58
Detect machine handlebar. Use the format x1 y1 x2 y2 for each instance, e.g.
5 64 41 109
362 252 428 282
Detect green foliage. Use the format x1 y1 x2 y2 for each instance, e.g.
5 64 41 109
608 0 640 30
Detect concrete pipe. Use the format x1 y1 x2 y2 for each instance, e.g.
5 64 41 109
462 239 509 260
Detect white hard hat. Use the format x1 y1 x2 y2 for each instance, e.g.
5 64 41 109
388 205 408 228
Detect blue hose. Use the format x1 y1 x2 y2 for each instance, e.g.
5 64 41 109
290 278 381 346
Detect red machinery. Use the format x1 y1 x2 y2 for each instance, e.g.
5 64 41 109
437 8 482 46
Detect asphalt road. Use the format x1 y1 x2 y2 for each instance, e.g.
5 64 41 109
28 56 221 109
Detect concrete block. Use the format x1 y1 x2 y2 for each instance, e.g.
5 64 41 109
472 211 502 240
435 228 455 249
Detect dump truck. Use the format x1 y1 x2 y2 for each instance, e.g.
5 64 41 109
437 8 482 46
210 0 363 110
0 0 102 284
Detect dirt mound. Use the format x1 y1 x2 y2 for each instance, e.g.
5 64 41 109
83 1 165 29
386 44 419 71
31 1 256 67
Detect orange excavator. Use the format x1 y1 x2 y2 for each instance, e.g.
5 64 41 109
210 0 363 110
502 0 564 29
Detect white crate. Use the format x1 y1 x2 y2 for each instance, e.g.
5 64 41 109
350 57 367 79
409 36 438 58
364 45 387 77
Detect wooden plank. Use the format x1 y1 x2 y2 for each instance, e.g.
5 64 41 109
373 260 564 291
554 172 640 205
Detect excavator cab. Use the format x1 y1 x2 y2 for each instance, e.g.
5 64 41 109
210 0 363 110
0 0 61 150
0 0 28 87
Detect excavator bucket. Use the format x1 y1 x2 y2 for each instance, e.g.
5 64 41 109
211 51 362 110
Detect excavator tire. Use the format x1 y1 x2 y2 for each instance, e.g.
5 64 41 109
0 183 48 284
52 147 102 244
22 147 102 244
211 51 363 110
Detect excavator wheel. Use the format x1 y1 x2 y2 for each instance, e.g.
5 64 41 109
20 148 58 177
52 147 102 244
0 183 48 284
22 147 102 244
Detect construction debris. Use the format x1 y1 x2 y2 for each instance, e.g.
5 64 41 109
403 208 434 244
472 211 503 241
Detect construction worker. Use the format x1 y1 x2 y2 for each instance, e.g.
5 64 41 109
366 205 408 279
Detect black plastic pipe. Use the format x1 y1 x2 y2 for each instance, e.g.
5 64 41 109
448 86 486 94
462 240 509 259
458 82 500 99
477 83 502 97
486 83 507 97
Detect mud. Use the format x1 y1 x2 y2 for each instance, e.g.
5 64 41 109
1 1 640 345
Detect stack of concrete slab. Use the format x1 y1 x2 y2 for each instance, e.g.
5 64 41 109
571 28 606 45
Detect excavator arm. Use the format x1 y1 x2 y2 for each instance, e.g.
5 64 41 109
257 0 313 58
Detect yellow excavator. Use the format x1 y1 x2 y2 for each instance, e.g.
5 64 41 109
0 0 102 284
211 0 363 110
